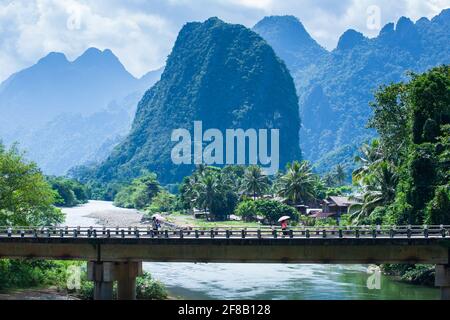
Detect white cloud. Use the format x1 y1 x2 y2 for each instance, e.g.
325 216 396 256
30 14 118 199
0 0 448 82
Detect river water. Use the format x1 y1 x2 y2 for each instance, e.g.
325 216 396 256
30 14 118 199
61 201 439 300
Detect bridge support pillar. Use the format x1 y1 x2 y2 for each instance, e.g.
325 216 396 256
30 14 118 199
87 261 115 300
435 265 450 300
116 261 143 300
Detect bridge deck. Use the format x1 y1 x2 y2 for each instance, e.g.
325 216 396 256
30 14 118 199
0 226 449 264
1 225 449 239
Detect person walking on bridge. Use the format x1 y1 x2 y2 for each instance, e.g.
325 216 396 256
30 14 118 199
152 214 162 234
278 216 290 237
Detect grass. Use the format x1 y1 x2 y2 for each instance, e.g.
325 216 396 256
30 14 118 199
163 212 262 229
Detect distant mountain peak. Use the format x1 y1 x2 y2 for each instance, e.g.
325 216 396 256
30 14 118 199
396 16 416 33
94 17 301 183
74 47 122 67
431 8 450 25
37 52 69 66
379 22 395 36
204 16 223 25
253 15 327 71
254 15 314 44
415 17 430 28
336 29 366 50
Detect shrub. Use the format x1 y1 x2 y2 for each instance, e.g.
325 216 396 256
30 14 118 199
234 199 299 224
136 273 168 300
147 191 178 214
254 199 299 225
234 200 258 222
113 173 160 210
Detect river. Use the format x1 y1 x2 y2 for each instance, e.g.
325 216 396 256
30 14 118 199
61 201 440 300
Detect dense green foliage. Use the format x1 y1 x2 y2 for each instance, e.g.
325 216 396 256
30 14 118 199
350 65 449 226
147 190 178 214
135 273 168 300
177 162 331 222
88 17 300 185
0 143 63 226
47 176 89 207
240 165 270 200
382 264 435 286
114 173 160 210
0 260 78 292
180 165 240 220
0 142 75 292
255 10 450 175
275 161 316 205
235 199 299 224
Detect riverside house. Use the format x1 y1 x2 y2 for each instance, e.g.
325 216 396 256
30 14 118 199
321 196 359 218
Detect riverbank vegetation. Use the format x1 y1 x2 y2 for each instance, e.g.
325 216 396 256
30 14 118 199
47 176 89 207
0 142 168 299
350 65 449 226
350 65 449 285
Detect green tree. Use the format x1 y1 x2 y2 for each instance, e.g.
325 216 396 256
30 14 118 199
276 161 315 205
349 162 398 224
334 164 346 186
425 186 450 225
114 173 160 210
234 200 258 222
355 65 450 225
253 199 299 225
240 165 269 200
47 177 88 207
0 143 63 226
147 191 177 214
352 139 383 185
369 83 409 163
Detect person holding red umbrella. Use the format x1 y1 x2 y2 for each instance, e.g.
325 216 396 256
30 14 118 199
278 216 291 236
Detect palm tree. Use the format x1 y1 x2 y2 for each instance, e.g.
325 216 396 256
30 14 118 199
353 139 384 184
334 165 346 186
276 161 315 205
194 174 217 214
192 171 232 218
323 173 336 187
349 162 398 223
240 165 269 200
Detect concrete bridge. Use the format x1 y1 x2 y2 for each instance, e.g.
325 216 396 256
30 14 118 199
1 225 449 300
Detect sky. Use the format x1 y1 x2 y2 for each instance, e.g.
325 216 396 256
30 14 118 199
0 0 449 82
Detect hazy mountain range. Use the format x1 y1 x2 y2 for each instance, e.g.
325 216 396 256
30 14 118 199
254 9 450 175
0 48 162 174
0 9 448 181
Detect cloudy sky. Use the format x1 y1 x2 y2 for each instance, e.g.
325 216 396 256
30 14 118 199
0 0 449 82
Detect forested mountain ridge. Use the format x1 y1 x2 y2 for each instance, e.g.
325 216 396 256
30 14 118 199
254 9 450 176
92 17 301 184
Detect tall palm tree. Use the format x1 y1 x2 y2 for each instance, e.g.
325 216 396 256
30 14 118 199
240 165 270 200
349 161 398 223
276 161 315 205
192 171 231 216
334 165 346 186
353 139 384 184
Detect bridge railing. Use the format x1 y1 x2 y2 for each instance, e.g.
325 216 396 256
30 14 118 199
0 225 449 240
